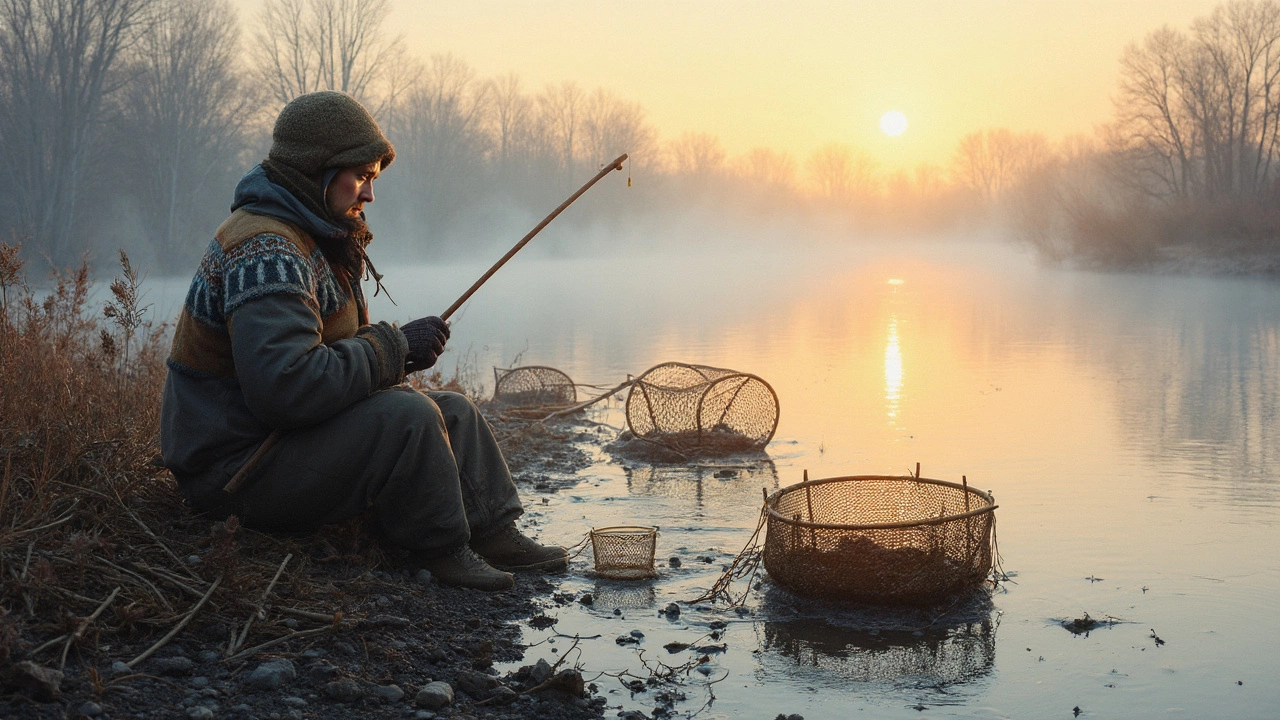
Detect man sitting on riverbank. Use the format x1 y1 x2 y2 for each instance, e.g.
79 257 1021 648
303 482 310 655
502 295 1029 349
160 91 566 591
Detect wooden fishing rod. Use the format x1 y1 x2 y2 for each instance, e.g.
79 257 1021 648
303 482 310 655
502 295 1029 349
224 153 629 494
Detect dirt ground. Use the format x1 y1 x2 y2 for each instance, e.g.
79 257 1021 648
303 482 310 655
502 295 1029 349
0 412 606 720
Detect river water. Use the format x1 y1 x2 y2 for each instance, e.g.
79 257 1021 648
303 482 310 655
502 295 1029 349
156 237 1280 718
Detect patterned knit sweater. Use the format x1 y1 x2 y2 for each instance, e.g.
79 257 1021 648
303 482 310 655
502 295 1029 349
161 210 407 512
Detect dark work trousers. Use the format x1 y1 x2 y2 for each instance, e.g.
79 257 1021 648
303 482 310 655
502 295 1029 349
233 388 523 557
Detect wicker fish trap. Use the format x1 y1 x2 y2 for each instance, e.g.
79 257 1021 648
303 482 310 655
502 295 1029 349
625 362 779 454
493 366 577 408
763 475 997 604
589 526 658 579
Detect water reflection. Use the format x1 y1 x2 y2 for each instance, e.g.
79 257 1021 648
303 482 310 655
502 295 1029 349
884 315 903 423
621 459 780 510
587 579 656 612
756 588 997 694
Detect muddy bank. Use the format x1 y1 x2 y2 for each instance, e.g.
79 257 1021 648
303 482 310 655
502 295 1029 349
0 412 603 720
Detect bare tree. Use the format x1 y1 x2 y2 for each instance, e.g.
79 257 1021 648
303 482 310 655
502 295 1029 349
950 129 1049 201
0 0 152 264
668 131 726 177
733 147 798 192
537 81 584 182
391 53 491 244
580 87 655 170
255 0 401 111
115 0 252 271
806 142 878 204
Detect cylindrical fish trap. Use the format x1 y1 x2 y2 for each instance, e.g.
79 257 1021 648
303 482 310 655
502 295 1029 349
492 366 576 408
763 475 997 604
589 526 658 579
625 362 778 455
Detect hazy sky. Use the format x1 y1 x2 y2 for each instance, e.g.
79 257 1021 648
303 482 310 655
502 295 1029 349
238 1 1223 173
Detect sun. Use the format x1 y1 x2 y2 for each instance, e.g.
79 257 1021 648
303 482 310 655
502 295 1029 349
880 110 908 137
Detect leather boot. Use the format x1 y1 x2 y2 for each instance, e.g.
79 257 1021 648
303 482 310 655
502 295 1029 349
470 523 569 572
417 546 514 591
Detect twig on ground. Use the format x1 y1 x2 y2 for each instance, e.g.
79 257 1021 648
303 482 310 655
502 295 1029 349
121 503 202 582
127 573 222 669
8 499 81 539
230 553 291 655
60 586 120 671
223 624 337 663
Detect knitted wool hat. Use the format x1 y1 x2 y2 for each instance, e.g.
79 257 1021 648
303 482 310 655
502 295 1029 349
268 91 395 181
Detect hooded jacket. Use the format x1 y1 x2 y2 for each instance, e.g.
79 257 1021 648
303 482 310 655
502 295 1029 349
161 165 407 512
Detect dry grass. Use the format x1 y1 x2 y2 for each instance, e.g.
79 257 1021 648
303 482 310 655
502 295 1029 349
0 244 451 680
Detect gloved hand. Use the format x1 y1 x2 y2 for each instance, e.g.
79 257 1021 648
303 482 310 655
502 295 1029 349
401 316 450 373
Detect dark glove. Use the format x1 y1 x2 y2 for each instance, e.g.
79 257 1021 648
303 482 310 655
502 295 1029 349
401 316 450 373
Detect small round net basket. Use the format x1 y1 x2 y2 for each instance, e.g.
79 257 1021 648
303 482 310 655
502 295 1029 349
589 526 658 580
492 366 576 409
763 475 997 604
625 362 778 455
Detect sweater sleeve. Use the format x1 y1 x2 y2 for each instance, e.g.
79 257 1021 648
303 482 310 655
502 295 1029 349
228 293 404 429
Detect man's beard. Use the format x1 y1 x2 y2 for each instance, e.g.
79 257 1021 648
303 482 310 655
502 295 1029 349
317 214 374 283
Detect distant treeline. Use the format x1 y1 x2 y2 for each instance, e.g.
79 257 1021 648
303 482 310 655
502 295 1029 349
1 0 1277 275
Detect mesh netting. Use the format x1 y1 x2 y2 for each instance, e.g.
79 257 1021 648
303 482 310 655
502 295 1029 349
492 366 577 408
625 362 778 455
763 475 996 604
589 526 658 579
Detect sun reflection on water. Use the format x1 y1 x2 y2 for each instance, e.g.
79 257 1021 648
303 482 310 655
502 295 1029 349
885 315 903 422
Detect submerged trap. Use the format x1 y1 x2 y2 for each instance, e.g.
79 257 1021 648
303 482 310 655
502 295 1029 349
762 473 997 604
625 362 779 455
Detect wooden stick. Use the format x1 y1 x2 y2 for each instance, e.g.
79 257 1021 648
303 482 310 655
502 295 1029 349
229 553 291 656
127 573 222 669
439 153 627 321
60 587 120 672
225 154 628 494
223 624 335 663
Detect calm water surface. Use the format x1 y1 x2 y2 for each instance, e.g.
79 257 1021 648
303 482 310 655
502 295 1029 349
156 238 1280 718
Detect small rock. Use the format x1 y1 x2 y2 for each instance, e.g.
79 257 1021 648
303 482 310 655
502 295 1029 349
246 658 297 690
615 634 640 646
2 661 63 701
280 696 307 708
416 569 434 584
282 618 299 629
529 658 553 684
371 684 404 702
663 603 681 617
187 707 214 720
153 656 195 676
630 629 645 638
186 555 202 565
774 715 805 720
668 557 682 568
455 669 500 700
487 686 518 705
301 648 326 659
334 641 357 656
612 608 621 616
77 701 103 717
109 661 131 677
190 676 210 689
415 681 454 709
324 678 363 703
196 650 220 665
578 593 593 606
307 663 339 684
413 711 436 720
369 615 410 629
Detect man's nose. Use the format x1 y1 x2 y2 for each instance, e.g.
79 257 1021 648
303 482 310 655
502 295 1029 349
360 182 375 203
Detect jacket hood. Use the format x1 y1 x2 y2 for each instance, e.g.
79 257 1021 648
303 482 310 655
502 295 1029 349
231 164 345 241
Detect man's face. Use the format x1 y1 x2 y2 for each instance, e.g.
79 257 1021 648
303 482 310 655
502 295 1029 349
326 161 380 220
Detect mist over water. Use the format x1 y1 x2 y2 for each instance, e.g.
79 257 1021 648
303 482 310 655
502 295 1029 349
141 234 1280 718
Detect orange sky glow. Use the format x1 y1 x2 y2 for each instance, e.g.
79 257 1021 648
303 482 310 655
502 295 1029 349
238 1 1224 173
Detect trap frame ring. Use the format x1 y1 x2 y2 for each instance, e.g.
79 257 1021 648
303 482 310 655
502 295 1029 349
625 361 780 450
589 525 659 580
764 475 997 531
695 372 780 447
